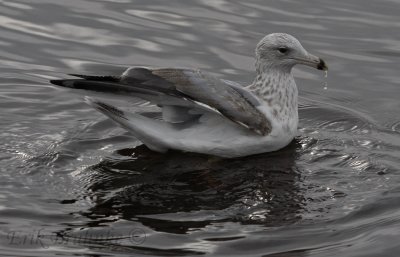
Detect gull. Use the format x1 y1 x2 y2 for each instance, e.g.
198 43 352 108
50 33 327 158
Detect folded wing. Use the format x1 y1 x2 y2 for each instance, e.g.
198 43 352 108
50 67 271 135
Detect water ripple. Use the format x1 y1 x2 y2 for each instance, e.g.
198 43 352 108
1 0 400 256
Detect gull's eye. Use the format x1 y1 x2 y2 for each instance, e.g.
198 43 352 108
278 47 289 54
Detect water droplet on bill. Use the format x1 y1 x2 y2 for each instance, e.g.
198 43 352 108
323 70 328 90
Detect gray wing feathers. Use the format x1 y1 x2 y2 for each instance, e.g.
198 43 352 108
149 68 271 135
67 67 272 135
162 105 199 123
221 79 263 107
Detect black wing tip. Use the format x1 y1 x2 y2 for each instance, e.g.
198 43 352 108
50 79 62 86
50 74 120 89
50 79 76 88
84 97 128 120
68 74 120 82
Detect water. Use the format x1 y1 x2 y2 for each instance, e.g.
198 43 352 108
1 0 400 256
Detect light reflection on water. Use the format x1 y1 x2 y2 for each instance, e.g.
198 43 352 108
0 0 400 256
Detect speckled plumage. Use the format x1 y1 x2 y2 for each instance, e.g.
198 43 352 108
51 33 327 158
248 70 297 119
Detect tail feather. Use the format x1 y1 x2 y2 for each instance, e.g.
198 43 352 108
84 97 169 153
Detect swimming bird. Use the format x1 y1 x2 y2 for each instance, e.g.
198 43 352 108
50 33 327 158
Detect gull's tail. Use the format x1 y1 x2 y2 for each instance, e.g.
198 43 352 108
84 97 169 153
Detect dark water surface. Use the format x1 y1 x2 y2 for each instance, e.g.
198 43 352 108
1 0 400 256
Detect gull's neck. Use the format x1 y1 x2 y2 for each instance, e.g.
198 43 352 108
247 65 298 122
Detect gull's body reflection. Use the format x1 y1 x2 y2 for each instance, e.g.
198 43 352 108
78 139 305 233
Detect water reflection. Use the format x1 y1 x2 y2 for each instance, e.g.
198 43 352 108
76 141 304 233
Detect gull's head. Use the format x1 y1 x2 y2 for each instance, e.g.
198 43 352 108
255 33 327 73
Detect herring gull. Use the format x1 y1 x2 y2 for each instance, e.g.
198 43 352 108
50 33 327 158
